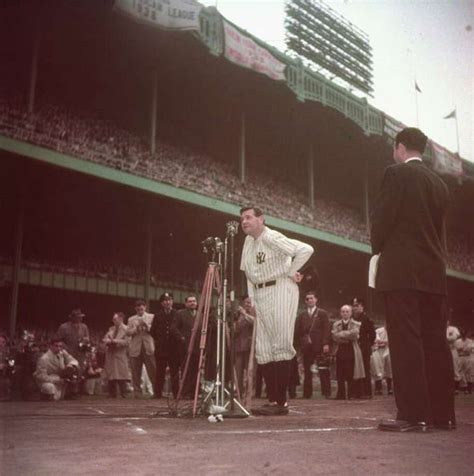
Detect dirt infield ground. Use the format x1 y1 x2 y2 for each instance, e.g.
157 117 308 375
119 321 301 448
1 395 473 475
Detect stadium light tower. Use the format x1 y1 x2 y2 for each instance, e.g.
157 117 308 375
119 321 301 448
285 0 373 95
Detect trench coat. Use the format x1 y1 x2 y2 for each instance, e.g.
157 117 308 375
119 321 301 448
331 319 365 379
103 324 131 380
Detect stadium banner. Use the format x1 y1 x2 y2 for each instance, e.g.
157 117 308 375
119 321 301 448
115 0 202 31
223 20 286 81
430 142 464 177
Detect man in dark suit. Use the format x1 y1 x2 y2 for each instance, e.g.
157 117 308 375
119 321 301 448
295 291 331 398
371 127 455 432
173 295 200 398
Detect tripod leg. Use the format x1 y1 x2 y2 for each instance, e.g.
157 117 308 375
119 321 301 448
224 324 242 402
175 264 213 413
223 387 251 416
192 265 215 417
244 310 257 408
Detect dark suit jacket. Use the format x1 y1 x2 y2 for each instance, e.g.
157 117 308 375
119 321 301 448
370 160 449 294
355 313 376 354
295 307 331 355
173 308 200 355
150 308 179 357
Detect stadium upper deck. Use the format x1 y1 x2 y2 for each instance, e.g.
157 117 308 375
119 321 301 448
1 1 472 280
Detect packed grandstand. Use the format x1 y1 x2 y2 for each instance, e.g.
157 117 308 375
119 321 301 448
1 95 472 274
1 1 473 332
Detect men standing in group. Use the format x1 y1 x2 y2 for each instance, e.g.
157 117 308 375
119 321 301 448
240 206 314 415
127 299 156 397
295 291 331 399
150 292 180 399
371 127 454 432
351 297 376 398
173 295 200 398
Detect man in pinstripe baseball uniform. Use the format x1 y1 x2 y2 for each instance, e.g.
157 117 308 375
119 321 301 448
240 207 314 415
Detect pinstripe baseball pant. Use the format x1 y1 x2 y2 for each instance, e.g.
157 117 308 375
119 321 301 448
254 277 299 365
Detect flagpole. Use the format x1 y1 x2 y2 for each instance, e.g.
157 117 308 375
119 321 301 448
408 49 420 127
454 106 460 156
415 82 419 127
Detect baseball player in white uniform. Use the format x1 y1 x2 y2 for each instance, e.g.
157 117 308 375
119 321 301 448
240 206 314 415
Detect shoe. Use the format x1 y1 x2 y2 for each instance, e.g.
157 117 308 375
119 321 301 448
378 419 429 433
40 393 55 401
262 401 277 407
64 394 80 400
252 403 289 416
433 420 456 430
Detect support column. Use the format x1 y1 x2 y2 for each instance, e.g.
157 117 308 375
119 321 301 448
28 15 42 114
308 143 315 208
239 111 246 183
144 205 153 307
9 196 25 341
362 156 370 230
150 68 158 155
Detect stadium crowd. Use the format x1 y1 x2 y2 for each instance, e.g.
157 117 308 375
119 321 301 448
1 292 472 404
1 95 472 273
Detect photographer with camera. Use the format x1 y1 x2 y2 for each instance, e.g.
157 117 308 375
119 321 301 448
233 296 255 397
103 312 131 398
10 331 42 400
127 299 156 397
56 308 91 371
34 338 80 401
0 333 13 400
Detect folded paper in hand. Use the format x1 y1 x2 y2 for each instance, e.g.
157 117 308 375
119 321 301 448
368 254 380 288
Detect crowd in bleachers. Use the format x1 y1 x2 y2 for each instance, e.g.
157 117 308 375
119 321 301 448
1 95 472 273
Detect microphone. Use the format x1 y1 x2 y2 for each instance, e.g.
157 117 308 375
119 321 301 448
226 221 239 237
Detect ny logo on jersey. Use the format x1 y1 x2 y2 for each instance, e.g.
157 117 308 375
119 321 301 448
256 252 266 264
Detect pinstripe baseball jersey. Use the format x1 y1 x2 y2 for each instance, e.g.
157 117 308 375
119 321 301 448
240 226 314 363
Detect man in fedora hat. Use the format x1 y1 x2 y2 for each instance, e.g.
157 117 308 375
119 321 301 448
56 308 90 367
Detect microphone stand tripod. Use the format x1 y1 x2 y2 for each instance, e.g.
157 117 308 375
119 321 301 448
172 232 248 418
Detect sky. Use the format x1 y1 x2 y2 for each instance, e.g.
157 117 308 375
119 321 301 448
201 0 473 163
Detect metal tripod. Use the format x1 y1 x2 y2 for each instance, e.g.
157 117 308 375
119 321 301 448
173 228 249 418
